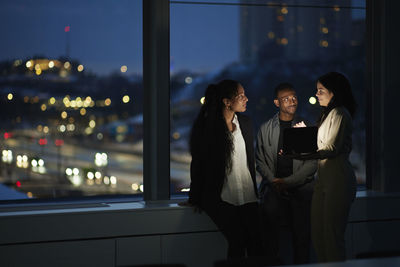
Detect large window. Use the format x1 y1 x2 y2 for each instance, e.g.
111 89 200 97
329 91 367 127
0 0 367 202
0 0 143 201
170 0 366 193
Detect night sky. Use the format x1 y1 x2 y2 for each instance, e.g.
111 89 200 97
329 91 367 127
0 0 365 76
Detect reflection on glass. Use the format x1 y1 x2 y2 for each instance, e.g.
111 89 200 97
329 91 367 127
0 0 143 200
170 0 366 193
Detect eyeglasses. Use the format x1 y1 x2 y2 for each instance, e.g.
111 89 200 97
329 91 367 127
279 95 297 103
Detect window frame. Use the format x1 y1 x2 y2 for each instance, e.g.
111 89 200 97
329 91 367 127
2 0 395 207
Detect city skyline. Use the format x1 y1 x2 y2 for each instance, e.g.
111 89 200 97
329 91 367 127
0 0 365 76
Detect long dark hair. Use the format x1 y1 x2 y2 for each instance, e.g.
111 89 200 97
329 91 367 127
189 79 240 176
317 72 357 126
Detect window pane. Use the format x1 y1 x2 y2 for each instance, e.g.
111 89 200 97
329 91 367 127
170 0 366 194
0 0 143 200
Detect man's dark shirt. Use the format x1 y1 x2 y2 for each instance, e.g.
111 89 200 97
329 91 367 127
276 119 293 178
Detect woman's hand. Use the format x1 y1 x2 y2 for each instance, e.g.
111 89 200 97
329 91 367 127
178 201 202 213
294 121 307 128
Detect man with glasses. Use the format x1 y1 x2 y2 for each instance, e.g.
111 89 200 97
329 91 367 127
255 83 317 264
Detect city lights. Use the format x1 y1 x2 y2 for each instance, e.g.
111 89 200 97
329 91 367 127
87 172 94 179
61 111 68 119
55 139 64 146
320 40 329 47
268 31 275 39
41 104 47 111
85 127 93 135
49 61 54 68
122 95 130 103
2 150 13 163
65 167 83 187
120 65 127 73
73 168 79 176
63 96 70 107
49 97 56 105
60 70 68 78
4 132 12 139
64 61 71 69
67 123 75 131
13 59 22 66
31 159 38 167
185 76 192 84
200 96 205 104
84 96 92 107
309 96 317 105
59 125 66 132
7 93 13 100
16 154 29 168
131 183 139 191
104 98 111 106
89 120 96 128
172 132 180 140
77 65 84 72
94 152 108 167
110 176 117 185
66 168 73 176
39 138 48 145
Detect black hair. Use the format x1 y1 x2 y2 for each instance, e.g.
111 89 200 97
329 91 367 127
274 82 295 99
189 79 240 177
317 72 357 126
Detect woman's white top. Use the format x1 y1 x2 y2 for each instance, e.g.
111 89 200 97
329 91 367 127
221 114 258 206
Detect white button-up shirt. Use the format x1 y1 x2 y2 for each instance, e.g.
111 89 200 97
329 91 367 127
221 115 258 206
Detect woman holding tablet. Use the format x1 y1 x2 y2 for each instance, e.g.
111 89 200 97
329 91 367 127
308 72 357 262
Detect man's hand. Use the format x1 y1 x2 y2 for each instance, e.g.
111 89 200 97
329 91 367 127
272 178 287 193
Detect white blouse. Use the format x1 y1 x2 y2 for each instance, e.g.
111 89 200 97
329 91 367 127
317 106 353 158
221 115 258 206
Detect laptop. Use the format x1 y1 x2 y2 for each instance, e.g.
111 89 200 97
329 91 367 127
283 126 318 155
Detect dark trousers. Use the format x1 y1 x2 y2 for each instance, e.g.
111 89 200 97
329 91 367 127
209 201 263 259
261 181 313 264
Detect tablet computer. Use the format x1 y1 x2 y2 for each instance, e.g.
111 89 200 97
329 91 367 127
283 126 318 155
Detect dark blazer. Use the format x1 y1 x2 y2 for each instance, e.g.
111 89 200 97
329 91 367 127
189 113 258 216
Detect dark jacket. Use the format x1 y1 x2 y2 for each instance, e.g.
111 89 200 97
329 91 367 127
189 113 258 215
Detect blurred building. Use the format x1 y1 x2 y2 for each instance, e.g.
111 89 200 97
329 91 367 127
240 0 353 63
